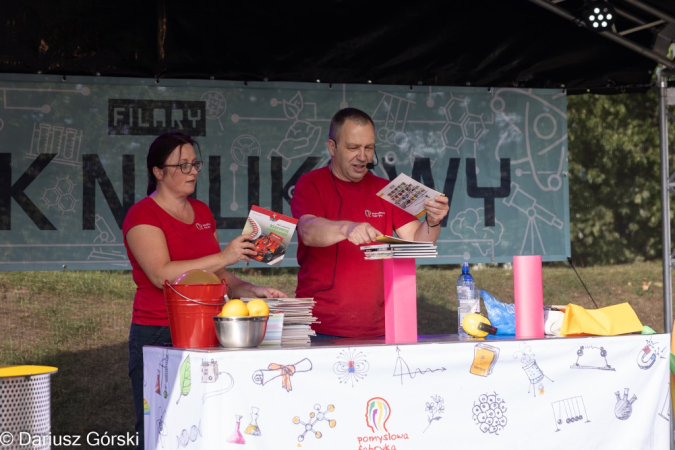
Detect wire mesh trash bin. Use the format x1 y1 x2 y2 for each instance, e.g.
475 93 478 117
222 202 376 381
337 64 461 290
0 366 58 450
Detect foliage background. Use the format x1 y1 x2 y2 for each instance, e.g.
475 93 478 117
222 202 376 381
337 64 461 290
568 89 675 266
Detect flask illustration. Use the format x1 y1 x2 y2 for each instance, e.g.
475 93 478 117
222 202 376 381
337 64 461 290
245 407 262 436
226 415 246 444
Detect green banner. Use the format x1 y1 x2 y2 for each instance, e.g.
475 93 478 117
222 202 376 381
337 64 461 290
0 74 569 270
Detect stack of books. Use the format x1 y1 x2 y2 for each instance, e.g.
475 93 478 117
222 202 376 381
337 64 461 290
262 298 318 345
361 235 437 260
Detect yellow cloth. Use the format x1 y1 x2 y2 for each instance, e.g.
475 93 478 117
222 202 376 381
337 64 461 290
559 302 643 336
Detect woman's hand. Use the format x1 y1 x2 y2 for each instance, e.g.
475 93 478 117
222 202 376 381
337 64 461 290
249 285 288 299
221 235 256 266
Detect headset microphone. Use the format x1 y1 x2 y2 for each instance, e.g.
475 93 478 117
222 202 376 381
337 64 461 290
366 151 379 170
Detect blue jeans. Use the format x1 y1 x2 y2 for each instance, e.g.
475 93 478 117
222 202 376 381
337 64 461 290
128 323 172 450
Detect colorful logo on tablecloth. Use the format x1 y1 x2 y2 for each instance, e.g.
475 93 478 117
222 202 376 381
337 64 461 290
358 397 409 449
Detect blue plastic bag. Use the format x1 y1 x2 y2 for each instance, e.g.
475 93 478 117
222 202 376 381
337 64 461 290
480 290 516 335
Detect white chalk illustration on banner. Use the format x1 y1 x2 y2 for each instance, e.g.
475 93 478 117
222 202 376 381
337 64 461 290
292 404 336 442
570 345 615 371
614 388 637 420
231 134 261 167
513 343 553 397
28 122 83 167
176 419 202 448
441 93 485 160
267 91 322 171
155 407 168 448
658 383 671 421
423 395 445 433
491 88 567 192
333 347 369 387
41 176 77 214
636 337 666 370
469 343 500 377
200 359 234 403
229 162 239 211
200 91 227 130
503 182 563 255
175 355 192 404
88 214 127 265
472 392 508 435
252 358 313 392
244 406 262 436
393 346 446 384
552 396 590 431
372 91 413 149
155 349 169 399
450 207 504 257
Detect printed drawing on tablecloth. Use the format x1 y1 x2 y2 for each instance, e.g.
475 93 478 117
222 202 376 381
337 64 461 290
570 345 616 371
513 342 553 397
176 419 202 448
613 388 638 421
292 403 336 442
469 343 500 377
333 347 369 386
393 346 446 384
200 358 234 403
636 337 667 370
423 395 445 433
472 392 508 435
551 396 591 432
252 357 312 391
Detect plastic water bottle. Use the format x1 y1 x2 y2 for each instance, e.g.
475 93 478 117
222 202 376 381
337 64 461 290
457 262 479 337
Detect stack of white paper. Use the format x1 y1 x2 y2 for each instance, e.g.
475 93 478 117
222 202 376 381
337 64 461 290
361 235 437 260
245 298 317 345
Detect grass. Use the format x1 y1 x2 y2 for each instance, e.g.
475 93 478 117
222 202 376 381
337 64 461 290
0 262 672 448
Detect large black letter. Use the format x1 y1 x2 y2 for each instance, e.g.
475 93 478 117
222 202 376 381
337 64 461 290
0 153 57 230
82 154 135 230
466 158 511 227
282 157 322 205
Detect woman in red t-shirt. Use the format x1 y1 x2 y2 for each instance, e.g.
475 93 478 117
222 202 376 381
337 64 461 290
123 132 287 449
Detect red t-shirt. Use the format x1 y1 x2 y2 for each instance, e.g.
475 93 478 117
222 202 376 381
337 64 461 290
291 166 417 337
122 196 219 326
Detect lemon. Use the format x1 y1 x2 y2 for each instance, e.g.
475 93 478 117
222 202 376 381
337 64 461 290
246 299 270 317
219 299 249 317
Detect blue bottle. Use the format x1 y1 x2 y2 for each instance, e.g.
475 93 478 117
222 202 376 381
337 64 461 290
457 262 478 336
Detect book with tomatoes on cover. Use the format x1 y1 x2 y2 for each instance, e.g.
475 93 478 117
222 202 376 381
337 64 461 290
241 206 298 266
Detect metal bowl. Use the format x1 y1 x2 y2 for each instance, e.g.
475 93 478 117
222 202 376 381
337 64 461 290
213 316 269 348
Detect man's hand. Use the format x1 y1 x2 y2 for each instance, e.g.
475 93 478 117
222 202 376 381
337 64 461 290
424 195 450 226
344 222 383 245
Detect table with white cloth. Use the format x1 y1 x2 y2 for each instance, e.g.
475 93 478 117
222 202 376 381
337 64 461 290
143 333 671 449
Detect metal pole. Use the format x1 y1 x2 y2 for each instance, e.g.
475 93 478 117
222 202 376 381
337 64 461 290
657 69 673 334
657 65 675 450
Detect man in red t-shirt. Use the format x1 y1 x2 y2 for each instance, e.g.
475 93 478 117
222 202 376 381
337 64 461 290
291 108 449 338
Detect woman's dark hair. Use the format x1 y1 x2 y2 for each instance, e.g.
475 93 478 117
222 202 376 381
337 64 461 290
146 132 202 195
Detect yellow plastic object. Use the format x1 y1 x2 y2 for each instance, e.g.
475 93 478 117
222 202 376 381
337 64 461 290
462 313 497 338
0 365 58 377
174 269 220 285
559 302 643 336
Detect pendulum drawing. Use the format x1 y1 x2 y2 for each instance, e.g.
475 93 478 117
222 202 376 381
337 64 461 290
226 415 246 444
245 407 262 436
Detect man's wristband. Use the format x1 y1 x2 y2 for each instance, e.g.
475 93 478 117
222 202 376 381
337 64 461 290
426 216 440 228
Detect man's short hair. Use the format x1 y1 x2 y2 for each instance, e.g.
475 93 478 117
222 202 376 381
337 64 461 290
328 108 375 141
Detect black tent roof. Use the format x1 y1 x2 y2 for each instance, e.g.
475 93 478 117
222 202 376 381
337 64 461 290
1 0 674 93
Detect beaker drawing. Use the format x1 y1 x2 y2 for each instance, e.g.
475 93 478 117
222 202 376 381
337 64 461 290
226 415 246 444
245 407 262 436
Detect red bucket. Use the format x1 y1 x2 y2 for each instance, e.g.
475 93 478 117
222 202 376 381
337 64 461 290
163 280 228 348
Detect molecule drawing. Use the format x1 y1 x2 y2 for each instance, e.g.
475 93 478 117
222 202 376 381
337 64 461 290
292 404 336 442
41 176 78 213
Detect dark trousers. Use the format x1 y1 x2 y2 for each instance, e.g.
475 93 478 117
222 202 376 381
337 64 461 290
128 323 172 450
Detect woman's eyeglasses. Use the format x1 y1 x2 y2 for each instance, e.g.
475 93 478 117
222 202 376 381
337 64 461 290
162 161 203 174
